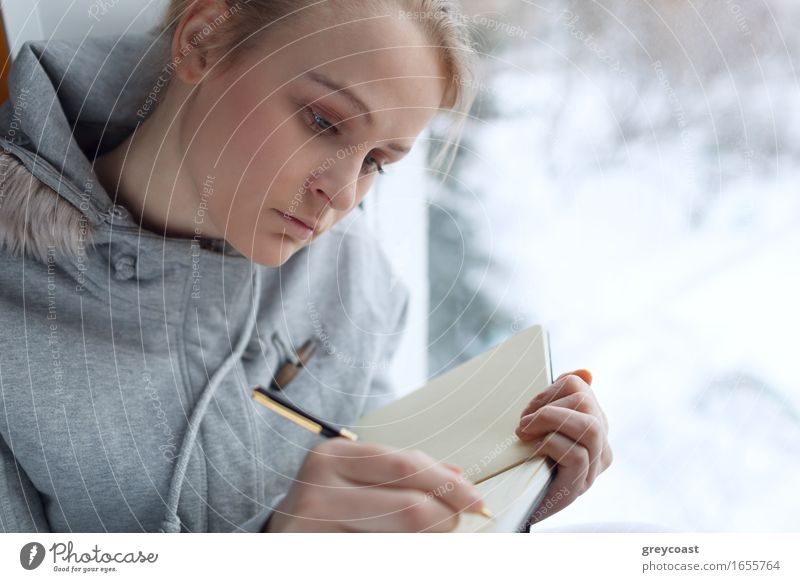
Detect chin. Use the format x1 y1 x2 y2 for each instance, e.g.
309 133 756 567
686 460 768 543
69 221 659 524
243 234 304 267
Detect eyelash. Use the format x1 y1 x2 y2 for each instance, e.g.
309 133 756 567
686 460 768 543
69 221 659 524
305 107 385 175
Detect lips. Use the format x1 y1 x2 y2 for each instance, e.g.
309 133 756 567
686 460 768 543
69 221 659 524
274 208 323 240
286 213 315 231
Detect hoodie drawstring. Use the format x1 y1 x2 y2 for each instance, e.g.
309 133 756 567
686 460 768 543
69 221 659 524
158 267 263 533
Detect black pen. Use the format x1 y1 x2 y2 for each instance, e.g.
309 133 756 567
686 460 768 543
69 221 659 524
251 384 359 441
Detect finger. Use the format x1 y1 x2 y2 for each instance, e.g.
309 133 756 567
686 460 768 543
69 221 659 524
525 402 612 484
527 390 608 433
538 391 598 417
556 392 607 433
519 373 591 418
516 406 604 487
526 396 610 484
338 487 460 532
330 444 485 516
442 462 466 476
299 486 463 532
557 369 592 385
529 458 580 521
532 432 590 498
517 405 604 487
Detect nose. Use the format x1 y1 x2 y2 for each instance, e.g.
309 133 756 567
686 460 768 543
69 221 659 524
309 159 360 212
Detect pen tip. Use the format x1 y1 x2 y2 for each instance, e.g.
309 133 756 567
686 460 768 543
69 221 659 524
339 428 359 441
479 507 493 519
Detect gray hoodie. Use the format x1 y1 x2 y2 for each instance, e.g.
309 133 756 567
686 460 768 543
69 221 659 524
0 32 409 533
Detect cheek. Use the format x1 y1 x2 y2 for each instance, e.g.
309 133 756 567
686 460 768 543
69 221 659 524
204 133 323 241
228 94 317 196
243 127 320 206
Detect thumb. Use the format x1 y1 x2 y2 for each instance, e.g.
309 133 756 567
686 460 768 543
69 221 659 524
555 368 593 386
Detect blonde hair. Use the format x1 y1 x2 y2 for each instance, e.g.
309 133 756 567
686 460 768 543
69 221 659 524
156 0 477 173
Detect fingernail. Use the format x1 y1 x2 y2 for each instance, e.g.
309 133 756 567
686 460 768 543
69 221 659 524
443 462 464 476
556 369 592 385
468 496 492 519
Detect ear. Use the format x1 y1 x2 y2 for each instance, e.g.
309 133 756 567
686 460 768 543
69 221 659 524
170 0 232 85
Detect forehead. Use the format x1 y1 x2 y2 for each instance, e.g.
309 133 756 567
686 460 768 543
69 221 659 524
251 11 447 113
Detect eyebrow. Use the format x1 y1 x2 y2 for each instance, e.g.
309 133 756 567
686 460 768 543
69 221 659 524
304 70 411 155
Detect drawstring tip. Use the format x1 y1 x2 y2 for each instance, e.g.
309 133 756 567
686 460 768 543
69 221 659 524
158 515 182 533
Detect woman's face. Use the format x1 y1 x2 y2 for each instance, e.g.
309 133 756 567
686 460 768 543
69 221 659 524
177 8 447 266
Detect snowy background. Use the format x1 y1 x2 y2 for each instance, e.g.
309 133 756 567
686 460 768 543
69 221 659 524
426 0 800 532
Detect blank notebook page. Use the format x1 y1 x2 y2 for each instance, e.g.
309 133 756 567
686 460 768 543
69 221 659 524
353 325 553 484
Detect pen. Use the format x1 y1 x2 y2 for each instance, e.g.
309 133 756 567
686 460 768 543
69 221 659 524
251 384 493 520
252 384 359 440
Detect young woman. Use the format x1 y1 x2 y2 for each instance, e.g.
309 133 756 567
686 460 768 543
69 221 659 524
0 0 611 533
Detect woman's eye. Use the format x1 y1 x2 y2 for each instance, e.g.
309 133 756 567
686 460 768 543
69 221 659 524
306 108 337 135
303 107 384 175
363 156 385 175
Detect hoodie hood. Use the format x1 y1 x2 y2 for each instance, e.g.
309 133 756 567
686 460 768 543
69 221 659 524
1 31 171 227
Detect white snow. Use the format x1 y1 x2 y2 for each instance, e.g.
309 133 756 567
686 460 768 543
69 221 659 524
446 55 800 531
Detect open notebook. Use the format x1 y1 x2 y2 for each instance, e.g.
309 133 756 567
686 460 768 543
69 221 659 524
352 324 555 532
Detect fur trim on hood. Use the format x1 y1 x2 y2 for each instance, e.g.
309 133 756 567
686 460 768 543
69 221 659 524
0 151 94 263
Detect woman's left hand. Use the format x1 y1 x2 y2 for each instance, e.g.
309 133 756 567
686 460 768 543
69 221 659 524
514 369 613 522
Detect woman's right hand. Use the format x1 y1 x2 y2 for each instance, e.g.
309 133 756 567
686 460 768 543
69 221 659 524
264 438 487 532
